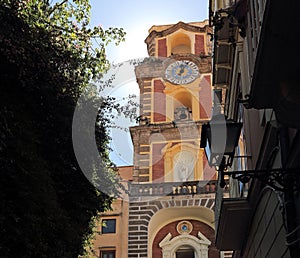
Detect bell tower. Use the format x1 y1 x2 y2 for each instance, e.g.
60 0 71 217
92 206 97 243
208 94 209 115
131 20 215 184
90 20 226 258
128 20 221 258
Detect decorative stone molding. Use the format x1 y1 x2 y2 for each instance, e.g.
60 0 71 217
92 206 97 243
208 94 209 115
128 197 215 257
159 232 211 258
177 220 193 235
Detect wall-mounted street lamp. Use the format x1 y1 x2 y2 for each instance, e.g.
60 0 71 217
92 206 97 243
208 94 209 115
200 114 299 191
201 114 300 257
200 114 243 188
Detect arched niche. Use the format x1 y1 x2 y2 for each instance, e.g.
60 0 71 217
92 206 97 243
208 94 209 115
165 86 201 121
173 90 193 121
162 143 203 182
174 90 193 110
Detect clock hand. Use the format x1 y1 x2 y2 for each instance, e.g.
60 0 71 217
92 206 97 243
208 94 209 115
177 65 185 76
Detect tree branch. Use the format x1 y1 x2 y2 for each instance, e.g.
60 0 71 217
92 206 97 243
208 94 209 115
48 0 69 16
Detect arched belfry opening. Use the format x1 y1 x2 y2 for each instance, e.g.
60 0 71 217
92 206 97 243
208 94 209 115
169 32 192 55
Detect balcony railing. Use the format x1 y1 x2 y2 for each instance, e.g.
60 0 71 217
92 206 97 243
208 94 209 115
129 180 226 197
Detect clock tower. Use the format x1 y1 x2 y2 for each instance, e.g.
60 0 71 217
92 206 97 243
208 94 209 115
128 20 222 258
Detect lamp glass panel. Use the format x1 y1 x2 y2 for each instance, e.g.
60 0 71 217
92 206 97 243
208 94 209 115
224 123 242 154
205 139 211 162
210 123 226 155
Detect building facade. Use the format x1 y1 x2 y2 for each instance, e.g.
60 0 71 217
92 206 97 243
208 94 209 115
91 19 233 258
208 0 300 257
91 166 133 258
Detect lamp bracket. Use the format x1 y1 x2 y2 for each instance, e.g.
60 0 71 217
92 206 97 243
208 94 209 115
223 168 300 192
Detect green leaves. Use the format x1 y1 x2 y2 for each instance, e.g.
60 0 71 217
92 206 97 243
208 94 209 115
0 1 126 257
2 0 125 88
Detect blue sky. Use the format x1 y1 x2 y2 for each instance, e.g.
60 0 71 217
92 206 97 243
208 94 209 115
90 0 209 63
89 0 209 166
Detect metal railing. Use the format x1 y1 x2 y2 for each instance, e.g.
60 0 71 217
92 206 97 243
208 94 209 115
129 180 224 197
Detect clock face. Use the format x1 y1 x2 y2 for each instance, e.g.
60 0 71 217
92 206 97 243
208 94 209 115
165 60 199 85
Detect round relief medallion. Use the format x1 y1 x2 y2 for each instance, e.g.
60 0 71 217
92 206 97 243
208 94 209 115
177 220 193 234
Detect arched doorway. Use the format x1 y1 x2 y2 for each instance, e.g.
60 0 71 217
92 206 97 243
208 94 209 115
176 245 195 258
159 232 211 258
148 207 215 258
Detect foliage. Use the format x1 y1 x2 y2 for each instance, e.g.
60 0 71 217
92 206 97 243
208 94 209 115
0 1 126 257
0 0 126 86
